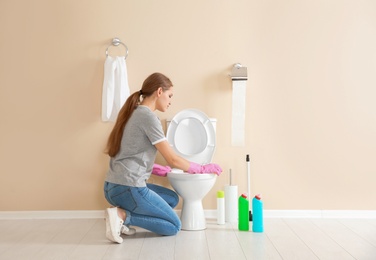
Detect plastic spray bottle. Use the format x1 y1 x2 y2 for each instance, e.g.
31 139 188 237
252 194 264 232
238 193 249 231
217 190 225 225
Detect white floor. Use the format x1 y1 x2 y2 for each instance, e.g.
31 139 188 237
0 218 376 259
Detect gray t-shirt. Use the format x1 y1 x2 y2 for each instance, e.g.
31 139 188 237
105 105 166 187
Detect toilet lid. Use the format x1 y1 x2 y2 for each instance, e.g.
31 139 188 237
166 109 215 164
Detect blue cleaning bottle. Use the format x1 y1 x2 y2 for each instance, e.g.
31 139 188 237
252 194 264 232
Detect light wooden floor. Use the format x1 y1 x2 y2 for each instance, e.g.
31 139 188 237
0 218 376 259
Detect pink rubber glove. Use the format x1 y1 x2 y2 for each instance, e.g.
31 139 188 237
187 162 222 176
151 164 171 177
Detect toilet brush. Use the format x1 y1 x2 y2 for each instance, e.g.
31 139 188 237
246 154 252 221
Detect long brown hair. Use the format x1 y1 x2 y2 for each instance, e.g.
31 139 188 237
106 72 173 157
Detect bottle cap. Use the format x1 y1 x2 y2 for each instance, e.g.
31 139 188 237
255 194 262 200
217 190 224 198
241 193 247 199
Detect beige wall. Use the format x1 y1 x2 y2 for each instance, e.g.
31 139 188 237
1 0 375 211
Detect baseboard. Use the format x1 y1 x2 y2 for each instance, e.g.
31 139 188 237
1 209 375 220
207 210 376 219
0 210 105 219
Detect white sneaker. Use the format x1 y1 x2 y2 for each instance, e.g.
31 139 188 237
121 225 136 236
105 207 124 244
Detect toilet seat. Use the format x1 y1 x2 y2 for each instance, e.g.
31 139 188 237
166 109 215 164
169 168 215 180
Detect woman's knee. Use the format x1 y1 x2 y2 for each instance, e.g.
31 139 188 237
159 216 181 236
162 222 181 236
172 218 182 234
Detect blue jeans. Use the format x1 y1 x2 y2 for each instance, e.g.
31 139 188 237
104 182 181 236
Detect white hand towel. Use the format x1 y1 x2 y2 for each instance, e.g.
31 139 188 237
102 56 130 122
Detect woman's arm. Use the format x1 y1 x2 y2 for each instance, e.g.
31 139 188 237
155 140 190 171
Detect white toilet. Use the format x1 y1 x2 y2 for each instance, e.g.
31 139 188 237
166 109 217 231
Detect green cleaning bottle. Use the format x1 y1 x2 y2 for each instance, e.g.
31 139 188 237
238 193 249 231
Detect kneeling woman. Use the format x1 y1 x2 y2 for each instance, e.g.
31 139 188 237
104 73 222 243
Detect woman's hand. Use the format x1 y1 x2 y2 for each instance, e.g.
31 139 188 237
151 164 171 177
187 162 222 176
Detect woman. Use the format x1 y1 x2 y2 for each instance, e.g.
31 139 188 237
104 72 222 243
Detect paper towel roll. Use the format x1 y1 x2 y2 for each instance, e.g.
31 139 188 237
224 185 238 222
231 80 246 146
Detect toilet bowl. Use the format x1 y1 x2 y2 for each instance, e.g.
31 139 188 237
166 109 217 231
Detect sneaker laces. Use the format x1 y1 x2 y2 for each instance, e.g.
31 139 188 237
117 218 124 236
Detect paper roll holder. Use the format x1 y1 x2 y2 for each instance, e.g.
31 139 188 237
231 63 247 81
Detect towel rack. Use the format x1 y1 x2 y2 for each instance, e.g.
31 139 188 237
105 38 129 59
